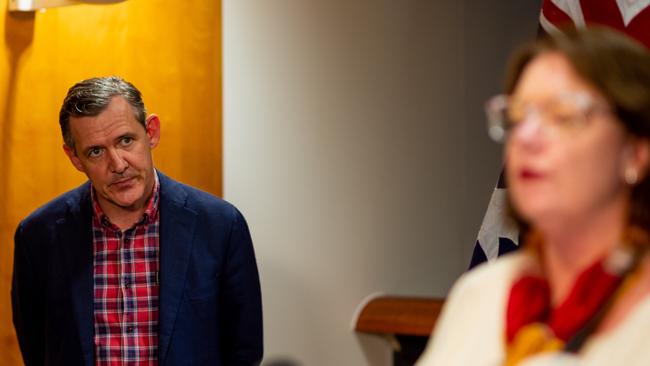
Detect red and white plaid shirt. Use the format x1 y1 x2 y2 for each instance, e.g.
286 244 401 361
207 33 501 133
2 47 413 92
92 174 160 366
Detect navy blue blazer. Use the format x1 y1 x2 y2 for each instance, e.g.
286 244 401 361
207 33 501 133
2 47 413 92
12 172 263 365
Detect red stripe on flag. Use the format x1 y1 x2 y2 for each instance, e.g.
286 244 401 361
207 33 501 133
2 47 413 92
541 0 576 29
579 0 650 49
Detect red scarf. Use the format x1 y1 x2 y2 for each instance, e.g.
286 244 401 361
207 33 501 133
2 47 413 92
503 229 646 365
506 259 621 344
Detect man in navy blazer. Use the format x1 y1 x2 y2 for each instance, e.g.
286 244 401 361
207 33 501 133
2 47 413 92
11 76 263 365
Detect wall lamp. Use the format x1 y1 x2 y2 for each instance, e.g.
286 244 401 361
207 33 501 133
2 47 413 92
8 0 126 12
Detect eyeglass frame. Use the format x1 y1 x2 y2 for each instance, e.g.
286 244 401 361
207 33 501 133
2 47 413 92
485 92 613 143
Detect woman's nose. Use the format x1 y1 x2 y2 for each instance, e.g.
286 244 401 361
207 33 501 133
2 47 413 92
510 111 547 148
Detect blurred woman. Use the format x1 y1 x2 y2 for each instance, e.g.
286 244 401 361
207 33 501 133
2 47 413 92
417 27 650 365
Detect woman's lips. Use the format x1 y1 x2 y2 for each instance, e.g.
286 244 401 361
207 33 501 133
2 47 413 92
520 168 544 180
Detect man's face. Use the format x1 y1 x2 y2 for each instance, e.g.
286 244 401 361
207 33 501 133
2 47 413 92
64 96 160 214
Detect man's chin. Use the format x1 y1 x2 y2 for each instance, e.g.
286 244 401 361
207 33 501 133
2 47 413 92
100 180 152 211
103 199 137 211
103 190 144 211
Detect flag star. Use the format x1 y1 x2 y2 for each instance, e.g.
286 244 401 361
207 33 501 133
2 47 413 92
616 0 650 26
476 188 519 262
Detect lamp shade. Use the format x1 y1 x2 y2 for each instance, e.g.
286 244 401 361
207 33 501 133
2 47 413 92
8 0 126 11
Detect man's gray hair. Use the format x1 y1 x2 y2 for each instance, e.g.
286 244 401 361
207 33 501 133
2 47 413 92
59 76 147 150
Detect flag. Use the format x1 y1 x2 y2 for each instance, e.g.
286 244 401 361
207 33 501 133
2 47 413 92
540 0 650 47
469 172 519 269
469 0 650 269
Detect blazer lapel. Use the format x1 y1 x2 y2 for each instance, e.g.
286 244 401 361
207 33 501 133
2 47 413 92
157 173 197 365
58 185 94 366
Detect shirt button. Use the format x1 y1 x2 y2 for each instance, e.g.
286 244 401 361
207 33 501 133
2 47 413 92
127 326 134 333
124 278 131 289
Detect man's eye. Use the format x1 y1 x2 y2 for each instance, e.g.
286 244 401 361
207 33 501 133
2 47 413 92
120 137 134 146
88 148 103 158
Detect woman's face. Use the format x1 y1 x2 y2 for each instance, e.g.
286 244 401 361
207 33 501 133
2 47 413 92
505 52 631 229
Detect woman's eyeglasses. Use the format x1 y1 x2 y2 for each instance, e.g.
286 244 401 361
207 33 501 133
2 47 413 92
485 93 611 143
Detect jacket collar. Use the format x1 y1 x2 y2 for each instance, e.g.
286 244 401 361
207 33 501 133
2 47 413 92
156 171 198 364
59 181 94 366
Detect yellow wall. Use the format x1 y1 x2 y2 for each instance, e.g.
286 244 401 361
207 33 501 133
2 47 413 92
0 1 222 363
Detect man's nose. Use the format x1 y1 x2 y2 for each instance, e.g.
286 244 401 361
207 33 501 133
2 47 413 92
108 149 128 174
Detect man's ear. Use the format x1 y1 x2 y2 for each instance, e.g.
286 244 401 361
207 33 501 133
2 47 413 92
145 115 160 149
63 144 85 173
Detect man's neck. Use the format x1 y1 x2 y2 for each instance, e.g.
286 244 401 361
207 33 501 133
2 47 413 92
104 208 147 231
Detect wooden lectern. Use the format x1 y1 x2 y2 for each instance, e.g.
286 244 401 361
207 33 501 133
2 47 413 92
353 295 445 366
